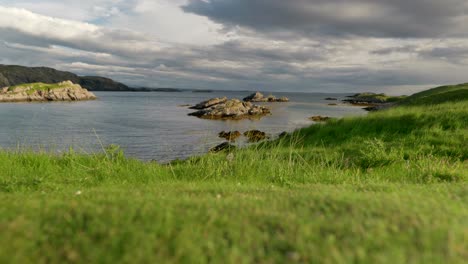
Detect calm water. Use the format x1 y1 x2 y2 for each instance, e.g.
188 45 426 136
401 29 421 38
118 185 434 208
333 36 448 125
0 91 366 162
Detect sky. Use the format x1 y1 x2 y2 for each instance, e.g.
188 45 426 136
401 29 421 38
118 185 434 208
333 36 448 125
0 0 467 93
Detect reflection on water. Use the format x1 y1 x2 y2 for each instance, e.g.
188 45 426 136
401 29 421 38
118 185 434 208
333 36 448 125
0 91 366 162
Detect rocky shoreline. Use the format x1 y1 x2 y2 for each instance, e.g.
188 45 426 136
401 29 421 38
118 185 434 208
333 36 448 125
342 92 406 111
0 81 97 102
188 92 289 120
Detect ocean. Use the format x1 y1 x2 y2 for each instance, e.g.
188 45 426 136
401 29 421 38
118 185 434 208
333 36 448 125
0 91 366 162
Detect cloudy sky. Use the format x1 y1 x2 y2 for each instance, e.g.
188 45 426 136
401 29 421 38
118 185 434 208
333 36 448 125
0 0 467 93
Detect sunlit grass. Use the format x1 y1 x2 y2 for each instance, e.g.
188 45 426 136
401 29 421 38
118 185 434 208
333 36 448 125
0 84 467 263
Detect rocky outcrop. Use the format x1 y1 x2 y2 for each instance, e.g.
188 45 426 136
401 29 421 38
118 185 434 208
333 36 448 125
189 98 270 120
243 92 289 102
244 130 269 142
190 97 228 110
210 142 236 153
325 97 338 101
0 81 97 102
219 131 242 142
309 116 331 122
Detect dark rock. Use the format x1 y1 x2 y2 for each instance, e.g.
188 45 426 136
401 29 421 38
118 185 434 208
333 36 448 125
244 130 269 142
309 116 331 122
210 142 236 153
219 131 242 142
325 97 338 101
278 132 288 138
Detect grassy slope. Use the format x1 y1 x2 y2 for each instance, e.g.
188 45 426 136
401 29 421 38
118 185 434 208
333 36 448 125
0 85 467 263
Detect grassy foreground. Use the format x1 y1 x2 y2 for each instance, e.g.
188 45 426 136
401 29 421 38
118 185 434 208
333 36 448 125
0 84 467 263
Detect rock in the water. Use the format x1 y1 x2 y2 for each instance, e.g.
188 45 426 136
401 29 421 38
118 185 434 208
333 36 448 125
189 99 270 120
309 116 331 122
0 81 97 103
325 97 338 101
243 92 289 102
219 131 242 142
243 92 265 102
278 132 288 139
190 97 228 109
244 130 269 142
210 142 236 153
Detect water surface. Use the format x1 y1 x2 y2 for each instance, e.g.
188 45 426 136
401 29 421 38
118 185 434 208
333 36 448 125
0 91 366 161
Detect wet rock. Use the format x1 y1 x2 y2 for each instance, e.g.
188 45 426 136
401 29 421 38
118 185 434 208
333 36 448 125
244 130 269 142
325 97 338 101
328 103 338 106
309 116 331 122
218 131 242 142
210 142 236 153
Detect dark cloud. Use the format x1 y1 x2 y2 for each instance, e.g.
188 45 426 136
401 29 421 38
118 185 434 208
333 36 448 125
184 0 468 38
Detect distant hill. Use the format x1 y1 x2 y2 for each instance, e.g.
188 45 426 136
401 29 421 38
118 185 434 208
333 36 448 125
0 65 131 91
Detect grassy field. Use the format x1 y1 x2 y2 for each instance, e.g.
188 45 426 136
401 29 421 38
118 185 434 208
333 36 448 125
0 84 467 263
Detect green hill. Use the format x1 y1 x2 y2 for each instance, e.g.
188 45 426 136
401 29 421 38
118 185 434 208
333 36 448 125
0 64 130 91
400 83 468 105
0 84 467 263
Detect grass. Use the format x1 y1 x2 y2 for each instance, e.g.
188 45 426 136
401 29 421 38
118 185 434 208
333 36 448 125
0 84 467 263
7 82 69 94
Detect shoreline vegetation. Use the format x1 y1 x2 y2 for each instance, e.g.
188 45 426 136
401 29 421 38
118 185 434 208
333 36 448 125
0 83 467 262
0 81 96 102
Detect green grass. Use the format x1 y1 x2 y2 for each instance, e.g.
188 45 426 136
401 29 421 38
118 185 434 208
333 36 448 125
8 82 68 94
0 84 467 263
400 83 468 105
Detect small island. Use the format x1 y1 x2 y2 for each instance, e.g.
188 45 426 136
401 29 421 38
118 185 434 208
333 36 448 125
0 81 97 102
188 97 271 120
343 92 407 110
243 92 289 102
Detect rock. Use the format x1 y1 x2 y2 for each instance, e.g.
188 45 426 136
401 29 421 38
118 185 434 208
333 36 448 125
243 92 289 102
0 81 97 103
328 103 338 106
178 104 191 107
278 132 288 138
210 142 236 153
244 130 269 142
190 97 228 110
243 92 265 102
309 116 331 122
189 99 271 120
219 131 242 142
325 97 338 101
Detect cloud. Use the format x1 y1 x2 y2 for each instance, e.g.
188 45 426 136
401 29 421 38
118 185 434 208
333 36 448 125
0 2 467 93
183 0 468 38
